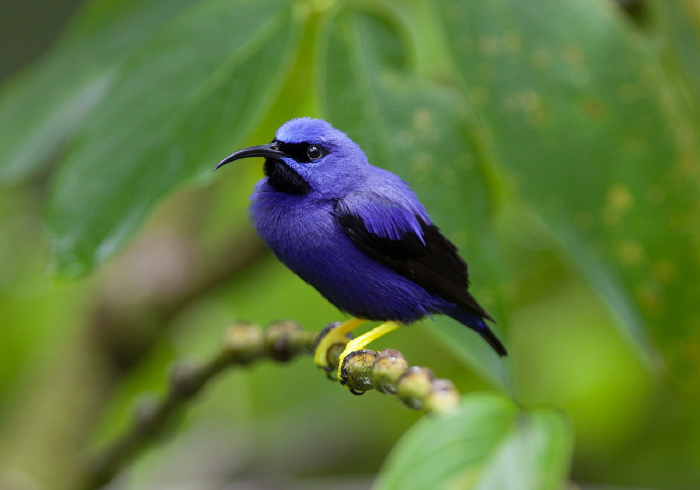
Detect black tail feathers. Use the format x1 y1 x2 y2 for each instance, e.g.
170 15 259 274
449 308 508 357
477 323 508 357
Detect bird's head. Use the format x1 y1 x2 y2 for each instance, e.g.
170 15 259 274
215 118 368 197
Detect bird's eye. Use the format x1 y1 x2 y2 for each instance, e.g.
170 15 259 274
307 145 324 160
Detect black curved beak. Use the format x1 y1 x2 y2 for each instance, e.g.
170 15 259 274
214 143 287 170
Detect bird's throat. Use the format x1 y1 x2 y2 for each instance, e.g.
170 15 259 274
264 159 311 195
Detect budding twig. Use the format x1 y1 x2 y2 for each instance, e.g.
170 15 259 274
84 320 460 489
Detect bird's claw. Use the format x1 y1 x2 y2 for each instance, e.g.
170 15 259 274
313 322 350 375
313 318 366 374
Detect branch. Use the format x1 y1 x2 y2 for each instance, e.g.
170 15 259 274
83 321 460 489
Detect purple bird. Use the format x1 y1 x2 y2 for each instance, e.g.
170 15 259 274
215 118 506 377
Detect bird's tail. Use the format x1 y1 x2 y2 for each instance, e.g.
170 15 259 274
447 308 508 357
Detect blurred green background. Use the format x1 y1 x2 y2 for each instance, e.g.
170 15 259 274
1 0 699 489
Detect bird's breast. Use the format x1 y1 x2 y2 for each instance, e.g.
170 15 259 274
249 181 337 256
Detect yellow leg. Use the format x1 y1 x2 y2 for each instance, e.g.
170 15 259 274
337 321 402 378
314 317 367 369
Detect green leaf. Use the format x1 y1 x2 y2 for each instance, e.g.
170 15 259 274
441 0 700 388
320 7 512 389
0 0 198 187
375 393 572 490
48 0 301 278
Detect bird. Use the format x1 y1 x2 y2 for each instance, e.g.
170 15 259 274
215 117 506 379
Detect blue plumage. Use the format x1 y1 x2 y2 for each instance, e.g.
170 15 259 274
216 117 507 358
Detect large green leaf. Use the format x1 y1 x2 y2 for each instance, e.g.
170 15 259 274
0 0 197 187
48 0 301 278
441 0 700 389
320 7 512 388
375 393 572 489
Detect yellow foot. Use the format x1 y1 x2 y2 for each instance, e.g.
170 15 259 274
337 321 402 379
314 318 366 371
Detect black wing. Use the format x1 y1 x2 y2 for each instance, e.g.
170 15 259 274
333 202 493 322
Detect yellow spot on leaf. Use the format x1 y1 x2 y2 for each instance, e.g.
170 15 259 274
504 33 522 53
531 49 551 70
609 185 633 211
677 152 700 179
603 184 634 226
636 282 663 314
440 166 457 183
409 153 434 179
479 37 499 56
618 241 643 265
653 260 676 282
506 91 548 126
413 109 432 131
624 137 645 156
563 45 585 66
581 98 606 120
